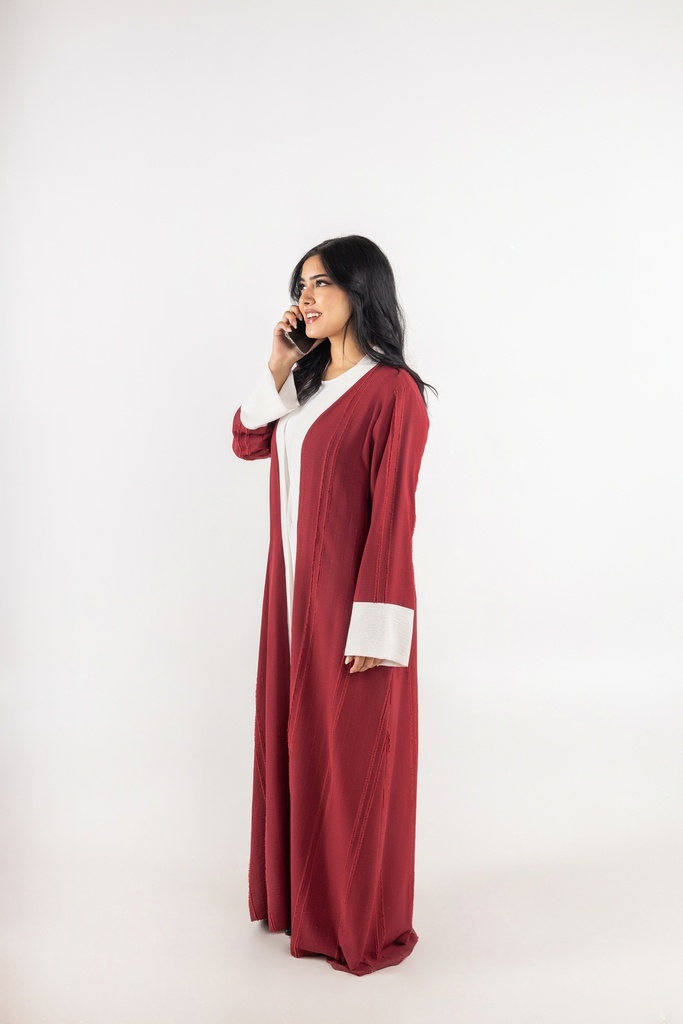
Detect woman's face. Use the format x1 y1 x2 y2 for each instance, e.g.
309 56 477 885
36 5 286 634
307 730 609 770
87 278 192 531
297 254 354 341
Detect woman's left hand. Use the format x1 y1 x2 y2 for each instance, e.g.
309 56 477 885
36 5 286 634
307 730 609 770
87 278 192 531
345 656 383 673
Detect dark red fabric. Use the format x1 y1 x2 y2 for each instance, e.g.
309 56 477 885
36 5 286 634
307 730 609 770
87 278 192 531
232 365 429 975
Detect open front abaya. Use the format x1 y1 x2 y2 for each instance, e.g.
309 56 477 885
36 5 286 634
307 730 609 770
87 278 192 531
232 354 429 975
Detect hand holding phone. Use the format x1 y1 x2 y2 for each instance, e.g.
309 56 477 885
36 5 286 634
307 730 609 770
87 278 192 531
271 305 324 370
283 315 317 355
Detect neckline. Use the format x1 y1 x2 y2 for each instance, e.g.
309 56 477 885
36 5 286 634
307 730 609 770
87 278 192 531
320 353 372 384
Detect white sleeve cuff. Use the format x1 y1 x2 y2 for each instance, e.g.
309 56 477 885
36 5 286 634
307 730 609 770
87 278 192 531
344 602 415 668
239 365 300 429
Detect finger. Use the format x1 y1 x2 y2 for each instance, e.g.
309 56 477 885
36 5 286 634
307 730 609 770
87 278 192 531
363 658 382 672
346 656 379 674
360 658 382 672
280 314 299 335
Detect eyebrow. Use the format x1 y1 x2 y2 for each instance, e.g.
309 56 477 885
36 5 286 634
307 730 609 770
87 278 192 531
297 273 329 283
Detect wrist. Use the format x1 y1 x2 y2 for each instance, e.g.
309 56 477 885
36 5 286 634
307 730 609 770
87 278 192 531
268 358 297 394
268 357 297 374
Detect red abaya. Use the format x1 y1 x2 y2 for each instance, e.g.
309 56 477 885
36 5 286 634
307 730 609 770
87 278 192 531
232 357 429 975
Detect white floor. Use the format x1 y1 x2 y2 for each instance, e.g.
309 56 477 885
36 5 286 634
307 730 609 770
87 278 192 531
2 682 681 1024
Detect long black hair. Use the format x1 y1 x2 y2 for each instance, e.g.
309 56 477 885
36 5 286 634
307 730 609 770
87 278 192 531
288 235 438 406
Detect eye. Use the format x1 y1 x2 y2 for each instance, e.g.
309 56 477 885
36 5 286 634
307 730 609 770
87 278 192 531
298 279 330 291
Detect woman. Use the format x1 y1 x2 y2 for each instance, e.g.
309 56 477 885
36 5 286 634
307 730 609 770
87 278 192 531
232 234 434 975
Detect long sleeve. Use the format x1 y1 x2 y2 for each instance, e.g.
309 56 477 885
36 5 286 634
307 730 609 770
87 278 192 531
232 364 300 461
343 374 430 668
241 364 299 428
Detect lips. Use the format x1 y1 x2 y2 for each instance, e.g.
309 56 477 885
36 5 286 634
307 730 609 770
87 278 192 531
305 312 322 323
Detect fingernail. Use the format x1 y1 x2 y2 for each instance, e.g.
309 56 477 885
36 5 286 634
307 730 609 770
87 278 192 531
345 656 350 664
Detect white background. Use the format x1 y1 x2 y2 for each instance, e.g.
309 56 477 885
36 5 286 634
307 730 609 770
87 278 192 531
1 0 682 1021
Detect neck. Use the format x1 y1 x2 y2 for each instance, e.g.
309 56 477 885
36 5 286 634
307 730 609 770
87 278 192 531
327 329 364 370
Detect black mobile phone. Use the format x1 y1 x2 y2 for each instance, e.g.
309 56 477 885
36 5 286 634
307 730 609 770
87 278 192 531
284 316 317 356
